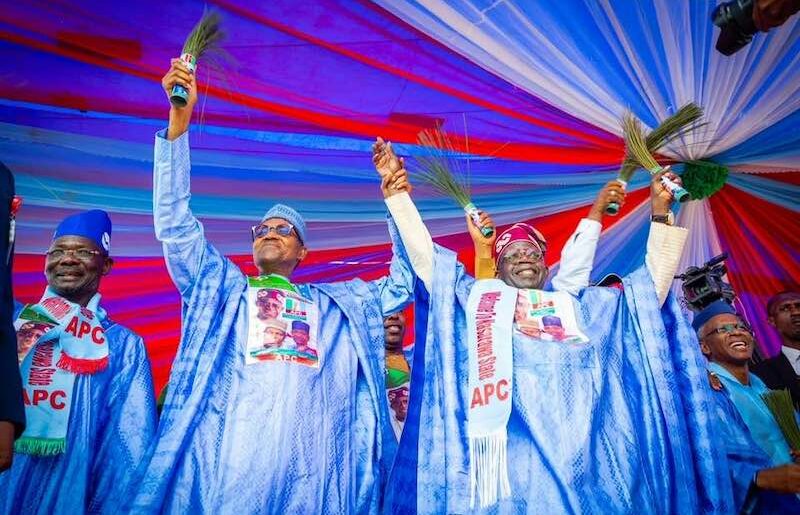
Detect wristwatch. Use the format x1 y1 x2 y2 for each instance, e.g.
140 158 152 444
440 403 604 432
651 212 674 225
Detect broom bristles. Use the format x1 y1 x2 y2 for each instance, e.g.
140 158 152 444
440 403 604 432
182 11 225 60
622 113 661 172
762 389 800 450
618 103 704 182
647 104 703 150
414 124 472 208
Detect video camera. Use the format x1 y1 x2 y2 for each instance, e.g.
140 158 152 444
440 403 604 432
712 0 800 55
712 0 757 55
675 252 737 312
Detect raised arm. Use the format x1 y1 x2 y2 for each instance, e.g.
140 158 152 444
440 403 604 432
154 59 229 299
467 210 496 280
468 181 622 295
645 170 688 307
551 180 625 294
373 138 435 291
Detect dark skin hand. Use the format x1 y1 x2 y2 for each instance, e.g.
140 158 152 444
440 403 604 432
373 137 412 197
161 58 197 141
466 210 496 263
756 463 800 493
588 180 627 222
0 421 13 471
650 167 681 216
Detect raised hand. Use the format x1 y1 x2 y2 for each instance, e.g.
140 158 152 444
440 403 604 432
162 58 197 140
589 180 627 221
380 158 412 198
466 209 496 248
651 166 681 215
372 137 402 179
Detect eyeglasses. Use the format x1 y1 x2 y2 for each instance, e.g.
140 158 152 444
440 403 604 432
251 223 296 241
501 246 544 263
45 248 102 261
702 322 753 338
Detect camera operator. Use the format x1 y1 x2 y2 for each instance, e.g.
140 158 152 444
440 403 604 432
752 291 800 408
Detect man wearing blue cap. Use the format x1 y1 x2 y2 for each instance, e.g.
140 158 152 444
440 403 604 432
694 300 800 510
0 209 157 513
132 60 416 513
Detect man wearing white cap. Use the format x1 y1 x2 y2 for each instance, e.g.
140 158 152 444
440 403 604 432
261 317 288 349
133 59 417 513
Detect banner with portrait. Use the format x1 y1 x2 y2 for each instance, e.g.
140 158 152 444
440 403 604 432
513 289 589 345
245 275 319 368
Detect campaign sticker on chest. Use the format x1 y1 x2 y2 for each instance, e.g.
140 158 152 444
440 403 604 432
245 275 320 368
514 289 589 345
14 305 58 364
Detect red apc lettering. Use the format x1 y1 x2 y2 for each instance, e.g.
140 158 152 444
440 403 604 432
91 326 106 345
77 321 92 339
22 389 67 410
470 379 510 408
65 316 79 336
50 391 67 409
65 316 105 344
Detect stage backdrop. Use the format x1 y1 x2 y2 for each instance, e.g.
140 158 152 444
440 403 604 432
2 0 798 390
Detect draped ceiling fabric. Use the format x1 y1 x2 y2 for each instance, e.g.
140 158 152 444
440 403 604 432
2 0 798 388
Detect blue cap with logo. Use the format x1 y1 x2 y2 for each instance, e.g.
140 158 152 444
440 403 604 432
53 209 112 254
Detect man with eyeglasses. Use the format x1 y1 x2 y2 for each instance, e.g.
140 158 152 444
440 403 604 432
132 59 416 513
0 209 157 513
374 142 749 512
693 300 800 510
468 177 627 292
753 291 800 408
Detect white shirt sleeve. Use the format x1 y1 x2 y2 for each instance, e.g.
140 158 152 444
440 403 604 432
383 193 434 291
551 218 601 295
645 222 689 307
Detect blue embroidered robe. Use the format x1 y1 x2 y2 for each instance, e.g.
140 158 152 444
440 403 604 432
131 131 414 513
387 243 736 514
0 303 156 514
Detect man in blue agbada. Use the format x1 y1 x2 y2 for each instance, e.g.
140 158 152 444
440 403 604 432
373 141 738 514
694 301 800 512
0 209 157 514
130 59 420 513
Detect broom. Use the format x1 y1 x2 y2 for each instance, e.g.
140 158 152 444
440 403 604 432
622 113 692 205
762 389 800 451
170 11 225 107
606 104 702 215
413 124 493 237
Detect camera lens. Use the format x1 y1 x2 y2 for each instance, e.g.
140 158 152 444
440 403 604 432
712 4 733 27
